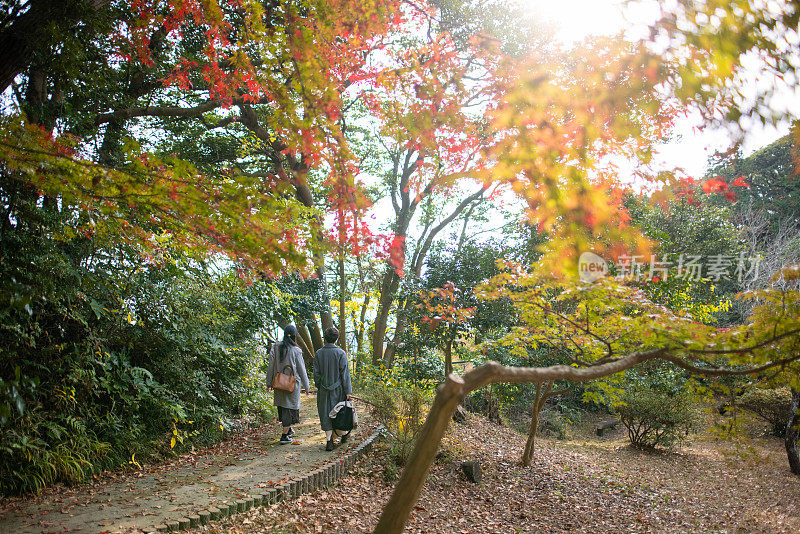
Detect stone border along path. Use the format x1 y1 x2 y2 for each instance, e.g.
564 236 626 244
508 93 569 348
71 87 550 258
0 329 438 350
0 395 381 534
150 426 381 533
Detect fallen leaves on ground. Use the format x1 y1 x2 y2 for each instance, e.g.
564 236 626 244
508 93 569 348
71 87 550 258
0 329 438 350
180 413 800 533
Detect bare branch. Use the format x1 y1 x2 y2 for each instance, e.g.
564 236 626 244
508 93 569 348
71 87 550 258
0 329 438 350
685 327 800 356
410 185 488 276
200 115 237 130
662 352 800 376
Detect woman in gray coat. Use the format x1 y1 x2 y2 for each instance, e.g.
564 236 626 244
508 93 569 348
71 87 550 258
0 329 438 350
265 325 310 444
313 327 352 451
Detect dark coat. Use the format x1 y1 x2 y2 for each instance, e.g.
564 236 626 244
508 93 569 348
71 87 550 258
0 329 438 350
313 343 352 431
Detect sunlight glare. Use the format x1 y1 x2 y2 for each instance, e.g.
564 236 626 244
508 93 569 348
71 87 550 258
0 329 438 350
521 0 659 43
523 0 626 42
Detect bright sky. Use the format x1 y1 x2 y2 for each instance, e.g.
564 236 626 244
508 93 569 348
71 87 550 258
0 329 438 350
525 0 638 43
523 0 793 178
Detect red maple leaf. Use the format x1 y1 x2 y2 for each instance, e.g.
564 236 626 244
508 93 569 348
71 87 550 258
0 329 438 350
702 177 728 194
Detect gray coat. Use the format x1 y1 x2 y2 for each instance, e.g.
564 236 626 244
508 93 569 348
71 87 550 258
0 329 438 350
313 343 352 431
265 342 310 411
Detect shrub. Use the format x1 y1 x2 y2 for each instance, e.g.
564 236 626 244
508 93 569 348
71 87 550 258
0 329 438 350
463 386 504 425
616 387 698 449
394 349 444 387
364 380 432 478
538 403 582 439
0 195 283 495
738 387 794 436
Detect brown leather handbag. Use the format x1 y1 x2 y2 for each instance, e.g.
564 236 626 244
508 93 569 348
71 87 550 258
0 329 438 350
272 365 296 393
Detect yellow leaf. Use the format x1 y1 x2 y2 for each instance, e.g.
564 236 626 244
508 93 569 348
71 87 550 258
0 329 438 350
170 437 176 448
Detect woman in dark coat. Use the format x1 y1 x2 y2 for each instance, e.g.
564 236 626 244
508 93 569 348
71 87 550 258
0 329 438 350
313 327 352 451
265 324 310 444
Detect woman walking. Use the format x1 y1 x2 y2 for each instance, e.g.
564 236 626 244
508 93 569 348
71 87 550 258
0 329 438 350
313 327 352 451
265 324 310 444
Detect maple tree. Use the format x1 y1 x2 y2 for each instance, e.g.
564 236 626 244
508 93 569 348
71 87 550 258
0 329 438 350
376 265 800 533
2 0 408 273
0 0 414 495
706 135 800 236
2 2 799 527
358 10 509 368
647 0 800 133
373 1 800 530
416 281 475 377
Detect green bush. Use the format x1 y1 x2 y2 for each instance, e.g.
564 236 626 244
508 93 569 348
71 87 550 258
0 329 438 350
739 387 794 436
394 349 444 387
616 387 698 449
538 403 582 439
0 190 285 494
363 380 432 479
463 386 504 425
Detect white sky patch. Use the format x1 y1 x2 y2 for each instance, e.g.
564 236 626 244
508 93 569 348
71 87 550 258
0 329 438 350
522 0 657 44
522 0 794 181
654 114 791 179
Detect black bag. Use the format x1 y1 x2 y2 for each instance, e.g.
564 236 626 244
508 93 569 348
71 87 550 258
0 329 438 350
332 401 355 432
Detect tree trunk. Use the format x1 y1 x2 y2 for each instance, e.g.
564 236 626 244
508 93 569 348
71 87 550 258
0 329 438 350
98 120 125 166
444 334 454 378
374 373 466 533
295 321 315 371
521 381 552 467
314 262 336 332
382 317 405 367
353 253 370 367
0 1 110 95
338 250 348 352
374 352 660 534
356 293 370 356
308 315 324 352
371 267 401 366
383 298 413 367
787 386 800 476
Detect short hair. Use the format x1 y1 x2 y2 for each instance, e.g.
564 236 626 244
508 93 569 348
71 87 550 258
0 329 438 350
324 327 339 344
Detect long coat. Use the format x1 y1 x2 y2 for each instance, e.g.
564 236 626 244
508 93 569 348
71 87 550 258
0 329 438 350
313 343 352 431
265 342 310 411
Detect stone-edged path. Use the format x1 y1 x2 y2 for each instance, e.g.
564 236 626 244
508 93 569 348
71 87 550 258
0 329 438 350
0 395 377 534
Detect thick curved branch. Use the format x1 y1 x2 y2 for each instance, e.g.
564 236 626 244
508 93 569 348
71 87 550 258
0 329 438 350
200 115 237 130
684 327 800 356
374 349 665 533
95 100 224 125
373 326 800 533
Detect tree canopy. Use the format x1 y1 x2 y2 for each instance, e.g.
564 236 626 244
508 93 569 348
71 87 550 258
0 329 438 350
1 2 799 530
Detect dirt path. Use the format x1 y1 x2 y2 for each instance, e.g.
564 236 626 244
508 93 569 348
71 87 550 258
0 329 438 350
0 395 371 534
